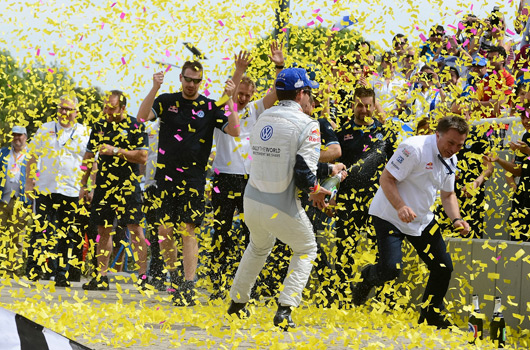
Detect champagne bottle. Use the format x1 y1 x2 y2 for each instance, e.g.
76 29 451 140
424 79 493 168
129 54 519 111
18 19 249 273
468 294 483 343
320 172 342 202
490 296 506 348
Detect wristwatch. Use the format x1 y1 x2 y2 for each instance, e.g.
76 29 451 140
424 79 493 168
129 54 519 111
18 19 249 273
113 147 119 156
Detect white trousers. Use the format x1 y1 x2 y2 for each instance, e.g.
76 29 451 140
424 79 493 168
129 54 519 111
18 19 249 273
229 197 318 307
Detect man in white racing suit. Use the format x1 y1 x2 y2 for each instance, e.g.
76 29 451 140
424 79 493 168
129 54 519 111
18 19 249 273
227 68 346 329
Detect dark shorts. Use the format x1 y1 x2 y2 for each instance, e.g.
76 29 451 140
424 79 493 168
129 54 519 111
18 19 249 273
155 183 205 227
91 189 144 226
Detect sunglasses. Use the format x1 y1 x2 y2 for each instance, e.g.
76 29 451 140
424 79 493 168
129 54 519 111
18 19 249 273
57 106 75 113
182 75 202 84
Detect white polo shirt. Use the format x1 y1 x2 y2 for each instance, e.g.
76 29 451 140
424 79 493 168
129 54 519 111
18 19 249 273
145 119 160 188
368 134 456 236
30 121 90 197
370 75 408 112
212 98 265 175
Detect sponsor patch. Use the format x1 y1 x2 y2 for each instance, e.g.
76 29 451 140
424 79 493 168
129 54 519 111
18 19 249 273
197 110 205 118
390 161 400 170
260 125 274 141
169 105 178 113
425 161 433 170
396 155 404 164
344 134 353 141
402 148 411 157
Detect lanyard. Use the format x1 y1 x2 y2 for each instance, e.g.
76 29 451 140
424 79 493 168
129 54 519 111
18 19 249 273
55 122 77 147
437 154 455 175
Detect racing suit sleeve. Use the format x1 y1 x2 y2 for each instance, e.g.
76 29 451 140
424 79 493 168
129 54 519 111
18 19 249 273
294 121 321 194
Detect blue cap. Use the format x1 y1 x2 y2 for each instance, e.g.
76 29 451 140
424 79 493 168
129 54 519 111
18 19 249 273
472 57 488 67
12 126 27 135
275 68 319 91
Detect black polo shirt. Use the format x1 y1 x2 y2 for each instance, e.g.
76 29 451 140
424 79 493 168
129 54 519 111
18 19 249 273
318 118 339 150
455 126 490 194
87 116 148 194
336 119 397 192
152 92 228 188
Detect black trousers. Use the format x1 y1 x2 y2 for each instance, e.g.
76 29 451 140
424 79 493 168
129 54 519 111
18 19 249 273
26 193 82 281
143 186 165 279
209 173 250 287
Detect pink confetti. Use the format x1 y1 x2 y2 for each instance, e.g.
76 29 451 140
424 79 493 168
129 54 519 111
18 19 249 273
222 57 231 60
159 148 165 155
281 28 287 32
456 10 463 15
101 22 105 29
462 39 469 47
506 28 515 36
80 165 88 170
36 49 40 56
312 9 320 14
470 28 477 35
208 102 212 110
233 103 238 110
96 235 101 243
419 34 427 42
79 35 83 41
516 104 525 111
414 25 419 30
143 6 146 12
458 22 465 30
111 2 116 7
145 239 151 246
248 155 252 160
224 38 229 42
218 20 224 26
234 124 240 127
213 186 220 193
316 16 323 23
159 320 166 324
486 129 494 137
176 168 184 172
36 172 40 177
48 68 54 73
120 12 125 20
249 31 253 38
165 175 173 181
121 57 126 65
448 25 457 30
165 64 171 73
49 52 55 56
470 4 473 11
174 134 183 141
307 20 315 26
214 168 220 175
332 27 340 31
165 49 171 57
446 41 451 49
204 89 210 97
363 145 369 152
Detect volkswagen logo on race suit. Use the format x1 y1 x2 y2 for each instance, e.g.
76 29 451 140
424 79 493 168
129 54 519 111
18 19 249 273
260 125 274 141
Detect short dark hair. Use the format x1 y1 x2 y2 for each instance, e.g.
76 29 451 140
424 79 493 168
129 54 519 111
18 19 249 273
380 51 396 63
353 86 376 105
181 61 203 75
109 90 127 108
392 34 407 48
488 45 507 60
430 24 445 37
276 83 300 101
436 116 469 135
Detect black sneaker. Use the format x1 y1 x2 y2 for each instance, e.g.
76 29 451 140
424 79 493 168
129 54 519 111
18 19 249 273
82 275 110 291
227 301 249 318
351 282 372 306
136 274 151 291
54 276 71 288
273 305 296 330
151 276 167 292
172 280 196 306
418 311 452 329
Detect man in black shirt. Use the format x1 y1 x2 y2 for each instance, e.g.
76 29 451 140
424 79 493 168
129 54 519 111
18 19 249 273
334 87 397 305
137 60 240 306
80 90 149 290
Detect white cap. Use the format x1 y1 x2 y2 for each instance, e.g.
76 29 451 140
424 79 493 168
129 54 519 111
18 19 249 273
12 126 27 135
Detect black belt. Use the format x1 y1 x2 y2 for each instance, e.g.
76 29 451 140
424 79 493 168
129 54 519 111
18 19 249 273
216 173 248 179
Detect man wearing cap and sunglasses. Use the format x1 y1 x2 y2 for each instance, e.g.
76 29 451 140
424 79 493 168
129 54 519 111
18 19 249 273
227 67 346 329
25 95 90 286
0 126 30 277
137 60 240 306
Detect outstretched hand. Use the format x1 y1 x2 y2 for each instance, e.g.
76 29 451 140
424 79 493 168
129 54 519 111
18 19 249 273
269 41 285 67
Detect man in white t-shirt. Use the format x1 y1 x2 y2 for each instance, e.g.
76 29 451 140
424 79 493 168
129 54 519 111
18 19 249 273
25 95 90 286
209 45 284 299
352 116 471 329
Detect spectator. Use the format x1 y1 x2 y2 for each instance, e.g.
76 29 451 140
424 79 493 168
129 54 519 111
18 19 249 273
227 67 346 329
392 34 409 69
80 90 149 291
419 25 445 62
409 65 446 120
209 45 283 300
333 86 397 306
136 60 240 306
485 102 530 241
25 95 90 286
370 51 408 117
0 126 30 277
516 0 530 49
416 117 433 135
352 116 471 329
474 8 515 68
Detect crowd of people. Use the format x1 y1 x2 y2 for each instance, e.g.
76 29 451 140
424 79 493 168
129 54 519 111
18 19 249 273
1 5 530 331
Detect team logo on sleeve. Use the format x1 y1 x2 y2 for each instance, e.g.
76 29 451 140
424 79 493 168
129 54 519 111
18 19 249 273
402 148 411 157
260 125 274 141
375 133 384 140
425 162 433 170
396 155 404 164
309 129 321 142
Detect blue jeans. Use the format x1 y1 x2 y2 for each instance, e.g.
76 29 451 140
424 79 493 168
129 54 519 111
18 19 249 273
360 216 453 313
